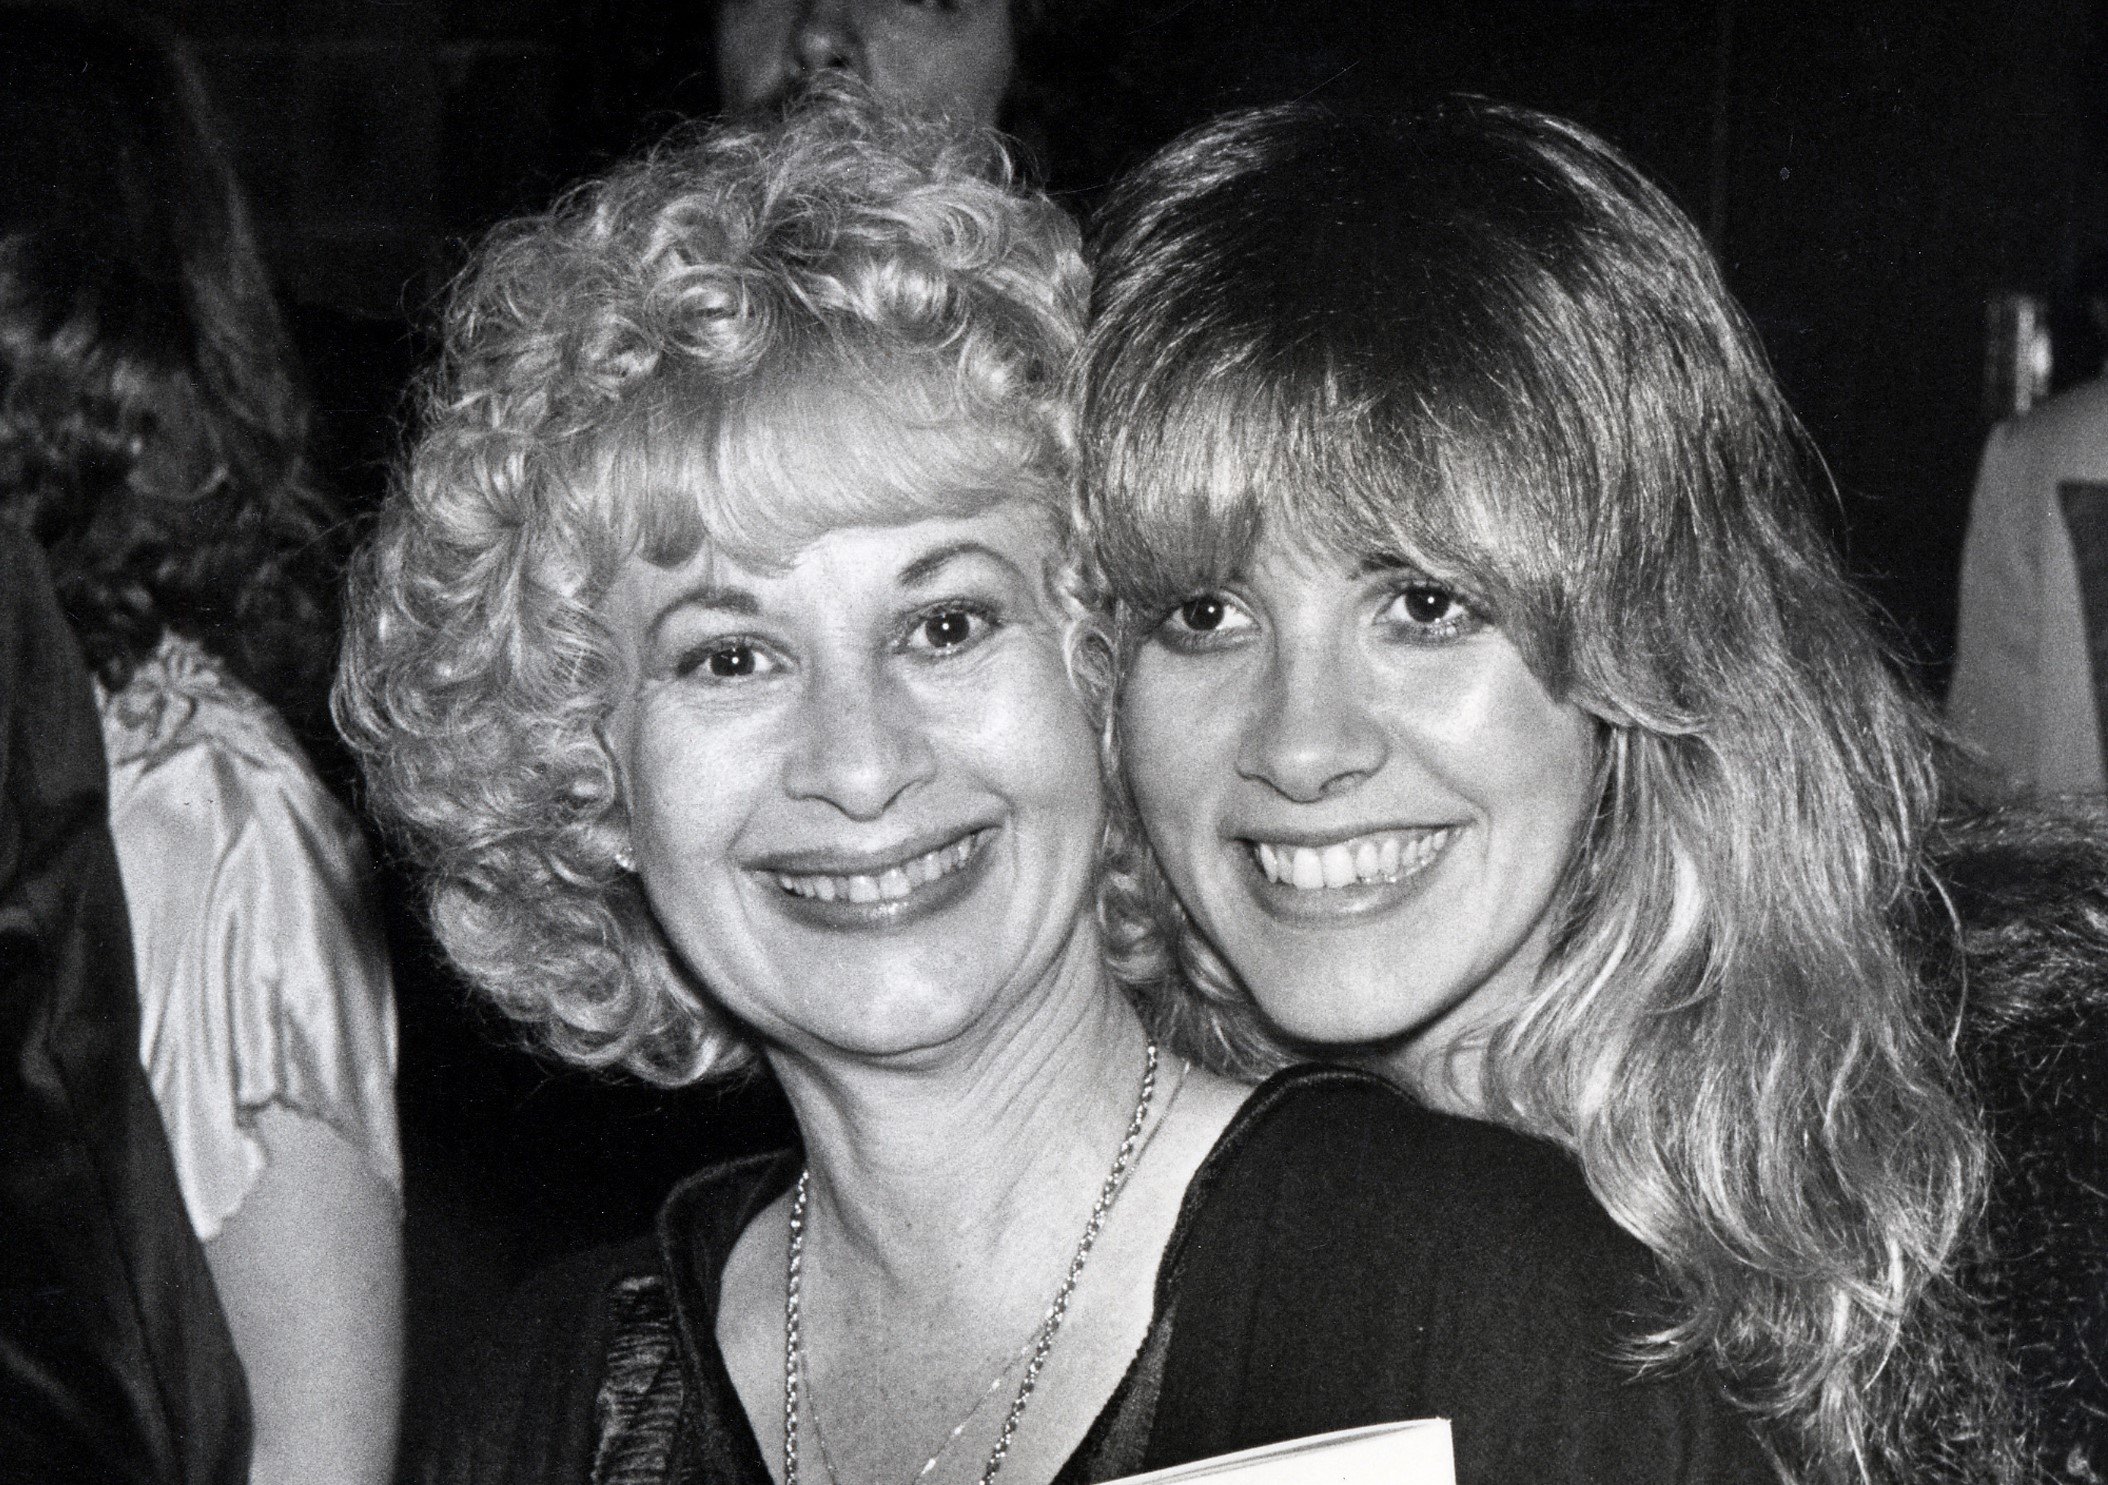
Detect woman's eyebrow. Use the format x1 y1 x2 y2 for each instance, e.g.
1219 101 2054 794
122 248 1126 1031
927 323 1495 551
898 539 1019 587
648 582 761 639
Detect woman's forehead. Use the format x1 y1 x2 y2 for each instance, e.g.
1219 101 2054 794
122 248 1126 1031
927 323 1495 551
595 357 1054 572
626 495 1060 591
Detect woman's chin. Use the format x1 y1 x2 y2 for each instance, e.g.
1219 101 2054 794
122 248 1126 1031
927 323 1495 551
781 996 999 1066
1243 973 1457 1056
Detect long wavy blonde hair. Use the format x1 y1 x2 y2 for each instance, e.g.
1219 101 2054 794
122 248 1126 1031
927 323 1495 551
1074 98 2017 1484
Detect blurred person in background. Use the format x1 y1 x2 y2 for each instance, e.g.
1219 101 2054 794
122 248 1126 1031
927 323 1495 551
709 0 1138 193
1950 262 2108 797
0 9 402 1483
714 0 1017 126
0 525 251 1485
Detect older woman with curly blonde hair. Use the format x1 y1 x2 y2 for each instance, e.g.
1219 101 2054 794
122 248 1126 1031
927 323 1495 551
341 87 1770 1485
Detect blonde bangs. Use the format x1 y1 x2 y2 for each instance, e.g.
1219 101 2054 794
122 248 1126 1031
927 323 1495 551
1087 354 1575 673
1089 368 1378 608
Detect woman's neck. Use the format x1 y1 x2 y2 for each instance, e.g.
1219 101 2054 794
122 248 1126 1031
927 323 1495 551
1368 926 1561 1118
715 925 1252 1485
763 925 1153 1290
1373 1035 1490 1117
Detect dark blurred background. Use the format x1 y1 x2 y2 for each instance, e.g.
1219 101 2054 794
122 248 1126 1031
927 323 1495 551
137 0 2108 670
94 0 2108 1462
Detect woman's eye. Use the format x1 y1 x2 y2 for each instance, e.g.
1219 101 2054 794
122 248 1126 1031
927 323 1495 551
678 640 775 680
1156 592 1255 649
1383 582 1481 639
906 604 996 655
1179 597 1229 632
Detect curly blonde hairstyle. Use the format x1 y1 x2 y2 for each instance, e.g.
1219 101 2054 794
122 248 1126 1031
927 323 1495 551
336 85 1085 1084
1078 100 2017 1483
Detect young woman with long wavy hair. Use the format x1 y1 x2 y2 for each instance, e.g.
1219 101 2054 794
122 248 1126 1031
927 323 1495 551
1076 98 2023 1485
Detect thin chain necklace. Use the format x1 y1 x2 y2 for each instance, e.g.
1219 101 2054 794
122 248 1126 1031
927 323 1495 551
802 1058 1191 1485
783 1042 1160 1485
801 1334 1031 1485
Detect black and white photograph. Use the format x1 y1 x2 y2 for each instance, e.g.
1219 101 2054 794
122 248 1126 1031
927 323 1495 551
2 4 2105 1484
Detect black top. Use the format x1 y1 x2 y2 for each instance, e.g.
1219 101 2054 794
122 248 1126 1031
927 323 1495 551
0 530 251 1485
1933 810 2108 1481
429 1065 1770 1485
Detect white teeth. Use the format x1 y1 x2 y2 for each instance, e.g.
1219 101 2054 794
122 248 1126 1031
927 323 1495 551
1320 843 1355 888
771 831 987 906
1250 828 1451 891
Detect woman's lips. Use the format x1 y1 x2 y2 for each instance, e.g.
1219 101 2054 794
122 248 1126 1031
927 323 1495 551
769 828 993 904
755 827 998 930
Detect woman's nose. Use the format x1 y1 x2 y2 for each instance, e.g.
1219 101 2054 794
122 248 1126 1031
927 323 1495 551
780 657 935 820
790 0 865 81
1234 646 1389 804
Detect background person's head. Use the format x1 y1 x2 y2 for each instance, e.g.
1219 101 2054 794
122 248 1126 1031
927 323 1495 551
0 4 335 724
1077 98 1990 1478
715 0 1018 128
708 0 1139 197
338 85 1088 1085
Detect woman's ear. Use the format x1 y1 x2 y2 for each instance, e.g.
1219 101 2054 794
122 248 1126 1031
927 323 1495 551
590 714 637 875
607 789 637 875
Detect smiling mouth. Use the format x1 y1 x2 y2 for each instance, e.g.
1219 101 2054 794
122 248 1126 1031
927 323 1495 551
1248 828 1453 891
770 828 995 905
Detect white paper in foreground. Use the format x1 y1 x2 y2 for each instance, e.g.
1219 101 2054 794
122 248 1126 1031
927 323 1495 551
1104 1418 1455 1485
